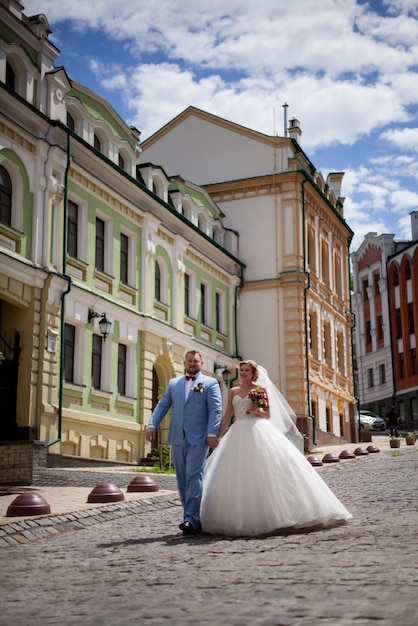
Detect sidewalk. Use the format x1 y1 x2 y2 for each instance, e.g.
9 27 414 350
0 433 401 546
1 436 417 626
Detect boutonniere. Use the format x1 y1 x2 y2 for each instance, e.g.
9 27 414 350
193 382 204 393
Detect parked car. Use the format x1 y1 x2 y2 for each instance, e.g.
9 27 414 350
357 413 375 430
358 411 386 431
360 410 380 418
370 416 386 431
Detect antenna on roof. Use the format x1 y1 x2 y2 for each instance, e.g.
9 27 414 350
283 102 289 137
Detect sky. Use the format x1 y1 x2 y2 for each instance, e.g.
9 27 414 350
24 0 418 251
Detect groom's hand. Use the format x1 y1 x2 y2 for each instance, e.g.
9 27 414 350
145 427 155 442
206 435 219 450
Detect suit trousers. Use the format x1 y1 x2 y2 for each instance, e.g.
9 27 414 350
172 438 209 527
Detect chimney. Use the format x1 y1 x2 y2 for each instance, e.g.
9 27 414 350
327 173 344 198
411 210 418 241
288 118 302 144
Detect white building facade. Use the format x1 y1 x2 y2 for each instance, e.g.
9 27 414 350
142 109 357 445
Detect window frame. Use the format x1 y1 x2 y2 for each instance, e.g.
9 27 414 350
64 323 76 383
91 333 103 389
67 199 79 258
94 212 113 276
0 164 12 226
117 343 127 396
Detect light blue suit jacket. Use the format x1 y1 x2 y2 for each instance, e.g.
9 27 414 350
149 373 222 445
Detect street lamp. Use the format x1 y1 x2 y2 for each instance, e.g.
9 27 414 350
214 363 231 386
88 310 112 341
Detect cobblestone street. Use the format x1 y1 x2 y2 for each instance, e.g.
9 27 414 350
0 446 417 626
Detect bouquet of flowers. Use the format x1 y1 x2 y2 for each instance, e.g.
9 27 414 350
193 382 204 393
246 386 269 414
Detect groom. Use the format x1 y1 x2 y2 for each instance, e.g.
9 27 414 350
145 349 222 535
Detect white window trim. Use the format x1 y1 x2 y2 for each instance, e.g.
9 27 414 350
185 271 196 318
64 319 86 387
1 161 23 232
120 228 137 288
155 255 169 305
215 290 226 334
96 210 113 276
93 329 112 392
200 280 211 327
67 195 88 264
118 342 136 398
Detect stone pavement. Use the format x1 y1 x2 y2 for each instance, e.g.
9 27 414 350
0 434 398 546
0 435 417 626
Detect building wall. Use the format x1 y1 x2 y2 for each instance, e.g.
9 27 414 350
351 218 418 428
0 2 242 463
0 0 357 463
387 240 418 427
142 111 356 444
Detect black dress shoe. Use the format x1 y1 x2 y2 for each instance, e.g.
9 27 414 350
181 521 202 536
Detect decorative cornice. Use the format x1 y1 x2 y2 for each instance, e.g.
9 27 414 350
0 121 36 154
70 167 143 226
185 249 230 283
203 171 301 202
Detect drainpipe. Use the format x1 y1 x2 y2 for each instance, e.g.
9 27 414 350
386 256 397 412
346 241 360 441
226 264 244 390
301 180 314 444
46 131 72 448
234 264 244 361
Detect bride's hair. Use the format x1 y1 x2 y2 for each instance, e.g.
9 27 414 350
237 359 259 381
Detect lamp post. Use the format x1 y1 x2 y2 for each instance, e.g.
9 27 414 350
88 310 112 341
214 363 231 387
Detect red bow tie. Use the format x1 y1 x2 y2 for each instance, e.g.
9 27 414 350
186 376 196 381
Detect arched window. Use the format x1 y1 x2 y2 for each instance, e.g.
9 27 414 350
0 165 12 226
405 260 411 281
198 213 206 233
213 224 223 245
94 133 102 152
307 223 316 271
309 311 318 358
323 321 332 366
337 331 345 374
334 249 342 296
6 61 15 91
67 112 75 131
155 260 161 302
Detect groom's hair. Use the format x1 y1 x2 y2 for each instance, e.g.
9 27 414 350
185 349 203 360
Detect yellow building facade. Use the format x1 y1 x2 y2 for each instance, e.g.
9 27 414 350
142 110 357 445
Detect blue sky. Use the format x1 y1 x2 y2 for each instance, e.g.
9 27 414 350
24 0 418 250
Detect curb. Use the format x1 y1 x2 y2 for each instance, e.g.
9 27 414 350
0 492 181 547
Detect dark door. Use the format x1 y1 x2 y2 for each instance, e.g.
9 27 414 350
0 332 20 441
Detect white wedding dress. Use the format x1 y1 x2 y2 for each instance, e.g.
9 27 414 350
201 394 352 537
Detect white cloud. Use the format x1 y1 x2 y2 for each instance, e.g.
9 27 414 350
26 0 417 144
396 213 415 240
356 8 418 46
384 0 418 18
23 0 418 243
380 127 418 152
390 189 418 210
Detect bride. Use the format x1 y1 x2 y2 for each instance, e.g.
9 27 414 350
200 359 352 536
